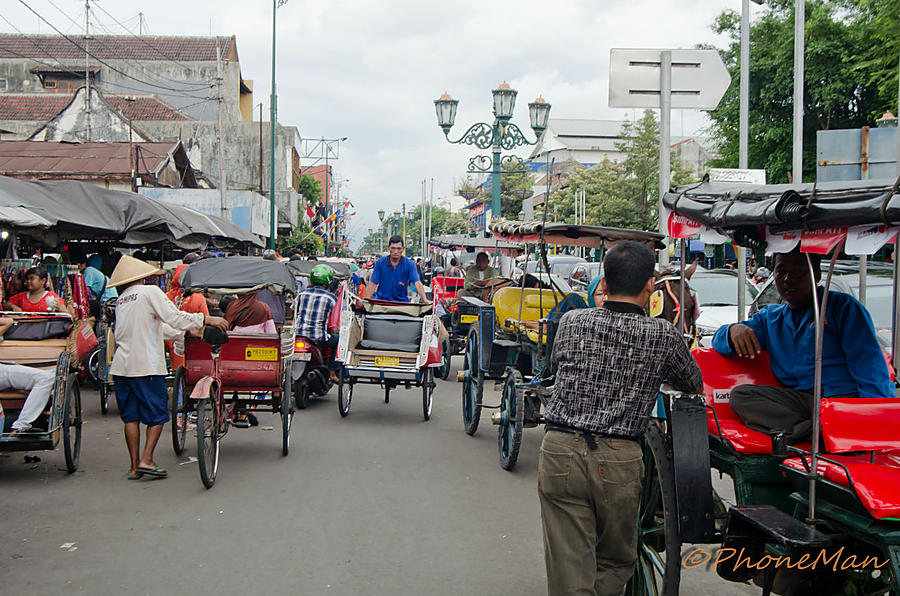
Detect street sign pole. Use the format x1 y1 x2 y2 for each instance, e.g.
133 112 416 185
658 51 672 267
738 0 751 322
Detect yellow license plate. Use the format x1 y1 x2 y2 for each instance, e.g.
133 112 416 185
373 356 400 367
460 314 478 323
245 347 278 361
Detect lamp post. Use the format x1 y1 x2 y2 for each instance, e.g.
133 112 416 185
434 83 549 225
377 208 385 253
269 0 289 249
402 202 407 253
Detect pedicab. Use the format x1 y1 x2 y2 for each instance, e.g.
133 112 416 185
0 312 82 473
428 234 523 379
87 297 116 414
623 178 900 595
175 256 298 489
461 221 665 470
334 293 441 421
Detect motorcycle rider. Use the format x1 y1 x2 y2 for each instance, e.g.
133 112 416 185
297 265 339 376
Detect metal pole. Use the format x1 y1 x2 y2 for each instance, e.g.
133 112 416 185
491 121 502 227
892 235 900 374
268 0 277 249
402 202 407 252
737 0 751 322
428 177 434 255
324 138 329 252
258 103 263 193
216 43 227 219
679 241 687 337
792 0 805 184
658 50 672 267
859 255 868 306
84 0 91 141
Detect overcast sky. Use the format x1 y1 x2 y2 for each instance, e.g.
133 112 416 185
2 0 747 249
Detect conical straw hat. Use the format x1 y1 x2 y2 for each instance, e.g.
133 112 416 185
108 255 164 288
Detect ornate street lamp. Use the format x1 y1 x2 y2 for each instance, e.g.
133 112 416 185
435 82 549 225
377 208 385 253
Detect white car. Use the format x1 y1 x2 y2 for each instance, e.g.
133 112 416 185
689 269 759 344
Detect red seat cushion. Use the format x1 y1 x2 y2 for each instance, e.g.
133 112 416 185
820 398 900 452
783 452 900 519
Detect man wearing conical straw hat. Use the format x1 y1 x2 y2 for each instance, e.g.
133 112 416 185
108 255 227 480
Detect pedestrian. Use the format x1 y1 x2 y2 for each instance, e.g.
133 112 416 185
539 241 702 595
108 255 227 480
366 235 430 303
445 258 463 278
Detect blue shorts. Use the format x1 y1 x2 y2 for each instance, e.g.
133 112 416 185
113 375 169 426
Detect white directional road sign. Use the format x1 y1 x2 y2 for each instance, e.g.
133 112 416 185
608 48 731 110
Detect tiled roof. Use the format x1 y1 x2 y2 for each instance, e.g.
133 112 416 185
0 34 237 62
0 93 193 122
0 140 180 176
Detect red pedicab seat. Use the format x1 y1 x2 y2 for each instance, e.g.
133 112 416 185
431 276 464 306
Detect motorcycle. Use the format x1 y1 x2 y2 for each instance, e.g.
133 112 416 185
291 336 336 409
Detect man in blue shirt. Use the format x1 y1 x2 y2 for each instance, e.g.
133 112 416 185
712 249 894 443
367 235 430 303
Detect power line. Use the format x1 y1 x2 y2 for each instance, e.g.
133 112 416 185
44 0 82 32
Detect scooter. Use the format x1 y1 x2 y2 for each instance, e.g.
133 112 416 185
291 336 336 409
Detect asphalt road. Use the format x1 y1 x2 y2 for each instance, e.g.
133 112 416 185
0 357 757 596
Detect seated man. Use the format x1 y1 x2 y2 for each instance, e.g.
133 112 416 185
2 363 56 433
459 251 501 298
712 248 894 443
297 265 338 350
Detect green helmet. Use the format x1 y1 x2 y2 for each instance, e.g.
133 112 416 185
310 264 335 287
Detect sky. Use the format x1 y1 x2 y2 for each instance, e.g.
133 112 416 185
1 0 748 250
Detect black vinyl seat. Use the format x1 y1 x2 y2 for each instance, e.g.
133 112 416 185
357 314 422 353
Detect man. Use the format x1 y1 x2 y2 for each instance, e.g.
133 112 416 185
108 255 227 480
539 241 702 596
4 364 55 433
257 249 286 325
367 235 429 303
298 264 338 346
72 251 118 319
460 251 500 297
712 248 894 443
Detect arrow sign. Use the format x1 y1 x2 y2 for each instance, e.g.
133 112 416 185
608 48 731 110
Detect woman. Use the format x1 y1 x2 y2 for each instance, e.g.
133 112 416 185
8 267 73 315
586 274 607 308
221 293 276 334
445 258 463 278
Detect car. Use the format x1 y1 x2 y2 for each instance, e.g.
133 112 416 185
522 255 587 280
690 269 759 342
568 262 602 291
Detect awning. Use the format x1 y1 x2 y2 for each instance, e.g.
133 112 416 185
180 256 297 295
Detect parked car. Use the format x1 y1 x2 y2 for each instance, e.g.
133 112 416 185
690 269 759 343
522 255 587 280
568 262 602 291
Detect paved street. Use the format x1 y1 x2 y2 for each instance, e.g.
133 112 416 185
2 357 756 596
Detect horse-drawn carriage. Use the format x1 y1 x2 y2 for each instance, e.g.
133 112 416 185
628 178 900 595
460 222 664 470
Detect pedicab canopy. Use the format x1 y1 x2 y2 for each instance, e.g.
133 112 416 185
286 259 352 281
180 256 297 295
662 178 900 256
428 234 523 254
488 221 665 250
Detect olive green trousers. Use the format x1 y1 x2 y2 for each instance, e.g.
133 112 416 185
538 430 644 596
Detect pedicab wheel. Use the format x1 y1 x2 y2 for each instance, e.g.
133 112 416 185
462 328 483 436
498 369 524 471
337 366 352 417
98 380 109 415
170 366 188 455
384 382 391 403
422 368 434 421
281 375 293 456
624 421 681 596
196 392 220 489
437 338 452 380
62 373 82 473
88 348 108 414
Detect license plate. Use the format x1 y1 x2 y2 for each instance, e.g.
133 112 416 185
374 356 400 367
245 347 278 361
460 314 478 323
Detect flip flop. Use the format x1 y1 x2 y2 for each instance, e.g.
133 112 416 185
135 466 168 478
127 472 143 480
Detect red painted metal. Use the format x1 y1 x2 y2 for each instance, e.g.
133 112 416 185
820 398 900 452
431 276 464 304
184 333 283 390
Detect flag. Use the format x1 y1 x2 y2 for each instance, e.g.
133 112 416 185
305 202 315 219
325 213 337 223
349 211 356 217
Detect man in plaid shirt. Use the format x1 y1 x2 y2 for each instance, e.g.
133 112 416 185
539 241 702 596
297 265 338 346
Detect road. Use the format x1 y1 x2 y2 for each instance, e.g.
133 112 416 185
1 357 757 595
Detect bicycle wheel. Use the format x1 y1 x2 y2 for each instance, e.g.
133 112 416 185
170 366 188 455
498 369 524 471
196 389 220 489
462 328 483 436
281 375 292 456
62 373 82 473
421 368 434 421
337 366 352 417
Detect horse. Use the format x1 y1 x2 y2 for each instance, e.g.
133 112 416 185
649 264 699 346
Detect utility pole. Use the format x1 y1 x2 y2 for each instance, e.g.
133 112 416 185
216 43 227 219
138 12 144 35
792 0 805 184
258 103 263 193
428 177 434 259
84 0 91 141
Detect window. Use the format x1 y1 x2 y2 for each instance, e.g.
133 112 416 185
0 79 6 91
43 79 56 89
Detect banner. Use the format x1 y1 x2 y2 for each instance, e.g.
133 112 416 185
765 229 801 255
845 224 898 256
800 227 847 255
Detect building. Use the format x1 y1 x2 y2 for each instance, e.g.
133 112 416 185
528 118 626 165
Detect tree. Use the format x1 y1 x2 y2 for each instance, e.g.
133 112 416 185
705 0 898 183
498 164 535 220
296 174 322 210
357 206 470 257
277 220 322 255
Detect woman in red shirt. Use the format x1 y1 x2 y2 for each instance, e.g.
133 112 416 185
7 266 73 315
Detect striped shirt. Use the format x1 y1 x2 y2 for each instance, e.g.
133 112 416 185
296 287 337 342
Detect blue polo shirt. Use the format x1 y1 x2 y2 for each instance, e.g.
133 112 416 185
371 256 420 302
712 288 894 398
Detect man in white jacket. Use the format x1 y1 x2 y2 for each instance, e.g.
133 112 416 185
108 256 227 480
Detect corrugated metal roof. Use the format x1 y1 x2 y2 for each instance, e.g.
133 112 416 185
0 34 237 62
0 93 192 122
0 141 177 177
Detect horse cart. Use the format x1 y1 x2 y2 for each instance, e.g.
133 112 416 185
460 222 665 470
335 297 441 421
626 178 900 595
174 256 298 489
0 312 82 473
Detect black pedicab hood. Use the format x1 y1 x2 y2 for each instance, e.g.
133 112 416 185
180 256 297 295
285 259 352 281
489 221 665 250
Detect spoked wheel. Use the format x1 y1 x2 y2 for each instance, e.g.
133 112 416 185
498 369 524 471
196 390 221 489
281 375 293 456
337 366 352 418
62 373 82 473
170 366 188 455
421 368 434 421
88 348 109 414
461 328 483 436
384 382 391 404
437 338 452 380
625 422 681 596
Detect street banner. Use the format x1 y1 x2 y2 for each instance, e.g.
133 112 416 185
800 227 848 255
845 224 899 255
765 229 801 255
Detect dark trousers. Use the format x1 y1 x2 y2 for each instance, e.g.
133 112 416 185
730 385 857 444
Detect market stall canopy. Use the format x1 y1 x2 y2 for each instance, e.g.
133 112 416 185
285 259 351 280
180 256 297 295
428 234 523 253
489 221 665 250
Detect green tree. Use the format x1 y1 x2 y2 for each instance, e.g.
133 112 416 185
705 0 897 183
297 174 322 208
277 220 322 255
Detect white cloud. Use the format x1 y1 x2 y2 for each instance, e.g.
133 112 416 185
3 0 743 249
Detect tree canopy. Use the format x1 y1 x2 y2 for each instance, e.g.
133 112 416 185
356 205 468 257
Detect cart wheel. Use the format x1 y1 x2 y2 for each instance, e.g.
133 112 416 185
437 338 452 380
99 380 109 416
294 379 311 410
196 392 220 489
281 376 293 456
498 369 524 471
337 366 352 417
170 366 188 455
87 348 109 414
62 373 82 473
625 422 681 596
462 328 483 436
384 382 391 404
422 368 434 421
